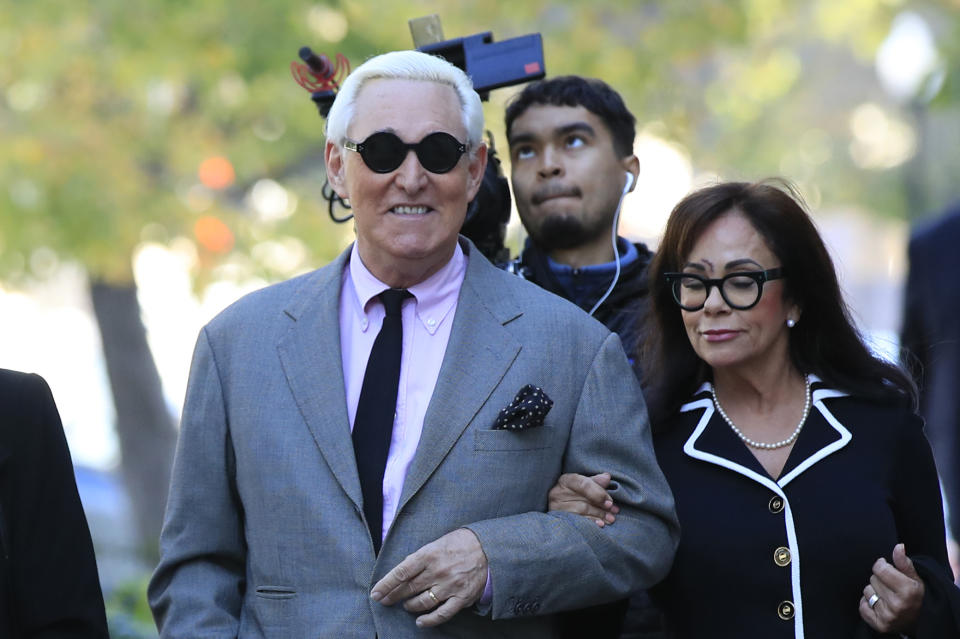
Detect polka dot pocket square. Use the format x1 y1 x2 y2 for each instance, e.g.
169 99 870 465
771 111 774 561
493 384 553 431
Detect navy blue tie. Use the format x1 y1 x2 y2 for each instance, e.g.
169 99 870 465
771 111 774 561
352 289 410 555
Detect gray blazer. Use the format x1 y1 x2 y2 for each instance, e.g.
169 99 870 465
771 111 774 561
148 240 678 638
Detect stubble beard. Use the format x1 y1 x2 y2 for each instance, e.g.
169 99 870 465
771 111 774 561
528 213 610 252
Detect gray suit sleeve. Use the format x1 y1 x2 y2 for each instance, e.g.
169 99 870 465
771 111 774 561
148 328 246 637
464 332 680 619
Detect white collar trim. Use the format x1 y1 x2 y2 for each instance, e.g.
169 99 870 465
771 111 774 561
681 374 852 488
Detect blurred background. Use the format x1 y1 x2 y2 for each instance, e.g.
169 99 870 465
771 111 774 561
2 0 959 635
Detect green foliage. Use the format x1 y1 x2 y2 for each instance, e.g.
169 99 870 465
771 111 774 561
2 0 352 285
105 577 158 639
3 0 960 288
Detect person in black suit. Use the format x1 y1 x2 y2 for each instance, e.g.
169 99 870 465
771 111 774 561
901 203 960 553
0 368 109 638
549 181 960 637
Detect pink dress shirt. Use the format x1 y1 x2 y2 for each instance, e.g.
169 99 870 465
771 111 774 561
339 242 466 542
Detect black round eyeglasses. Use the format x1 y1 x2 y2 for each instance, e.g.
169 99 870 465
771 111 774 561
663 268 786 311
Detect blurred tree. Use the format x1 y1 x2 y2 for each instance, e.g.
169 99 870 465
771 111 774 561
0 0 361 558
2 0 959 561
431 0 960 219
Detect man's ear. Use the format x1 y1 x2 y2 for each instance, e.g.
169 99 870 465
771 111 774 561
621 154 640 193
325 140 349 200
465 143 488 201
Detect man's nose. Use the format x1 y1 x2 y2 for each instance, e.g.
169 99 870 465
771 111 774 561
394 150 427 192
537 146 563 179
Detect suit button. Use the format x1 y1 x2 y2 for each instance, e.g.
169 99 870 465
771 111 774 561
769 496 784 513
778 600 795 620
531 602 540 613
774 546 791 567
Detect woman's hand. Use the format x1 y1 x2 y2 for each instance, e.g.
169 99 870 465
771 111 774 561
547 472 619 527
859 543 925 634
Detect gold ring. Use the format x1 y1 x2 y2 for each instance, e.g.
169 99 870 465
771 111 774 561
427 589 439 605
867 593 879 609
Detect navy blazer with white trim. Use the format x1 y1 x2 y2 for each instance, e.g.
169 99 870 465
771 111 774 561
651 377 951 639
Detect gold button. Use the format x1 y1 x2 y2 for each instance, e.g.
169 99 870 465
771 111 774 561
778 600 795 620
769 496 784 513
774 546 791 567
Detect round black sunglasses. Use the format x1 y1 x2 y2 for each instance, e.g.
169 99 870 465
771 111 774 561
343 131 468 174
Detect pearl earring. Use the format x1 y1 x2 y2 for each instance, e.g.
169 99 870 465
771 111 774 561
786 318 796 328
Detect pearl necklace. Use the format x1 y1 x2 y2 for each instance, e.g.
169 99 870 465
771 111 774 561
710 376 812 450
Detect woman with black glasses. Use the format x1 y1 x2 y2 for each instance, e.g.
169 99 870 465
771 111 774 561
549 181 960 637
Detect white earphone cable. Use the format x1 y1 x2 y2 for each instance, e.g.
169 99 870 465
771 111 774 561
588 172 634 316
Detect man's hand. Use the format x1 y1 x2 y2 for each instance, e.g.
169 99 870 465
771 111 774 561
371 528 488 628
548 472 619 527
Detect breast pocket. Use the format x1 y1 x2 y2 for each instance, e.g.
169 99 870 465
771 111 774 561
254 585 297 600
473 427 555 452
248 586 297 636
469 428 558 516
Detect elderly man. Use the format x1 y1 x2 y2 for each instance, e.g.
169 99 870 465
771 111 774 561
148 50 678 638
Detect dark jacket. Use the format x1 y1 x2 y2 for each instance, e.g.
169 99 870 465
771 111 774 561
652 378 959 638
0 369 108 638
901 204 960 540
506 238 653 379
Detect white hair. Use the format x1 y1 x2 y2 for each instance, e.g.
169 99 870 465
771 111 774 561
325 50 484 151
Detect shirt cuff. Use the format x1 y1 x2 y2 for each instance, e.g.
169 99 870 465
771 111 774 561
474 567 493 615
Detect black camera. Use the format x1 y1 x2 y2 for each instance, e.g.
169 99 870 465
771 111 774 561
412 26 545 100
411 20 544 263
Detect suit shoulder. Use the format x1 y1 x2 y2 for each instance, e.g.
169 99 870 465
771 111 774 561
484 260 610 334
204 265 331 334
819 393 921 440
0 369 63 454
0 367 37 394
911 207 960 254
0 368 52 411
0 367 43 386
503 269 587 312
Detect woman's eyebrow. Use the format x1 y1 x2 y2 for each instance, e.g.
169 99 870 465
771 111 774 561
725 258 763 269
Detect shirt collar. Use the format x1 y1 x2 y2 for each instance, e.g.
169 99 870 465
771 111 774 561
347 242 466 335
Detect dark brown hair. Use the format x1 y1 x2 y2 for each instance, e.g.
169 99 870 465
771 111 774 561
642 180 917 423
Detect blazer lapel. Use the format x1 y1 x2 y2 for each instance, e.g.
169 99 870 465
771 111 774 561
276 247 363 510
682 394 782 492
683 376 853 490
397 248 523 512
777 382 851 487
